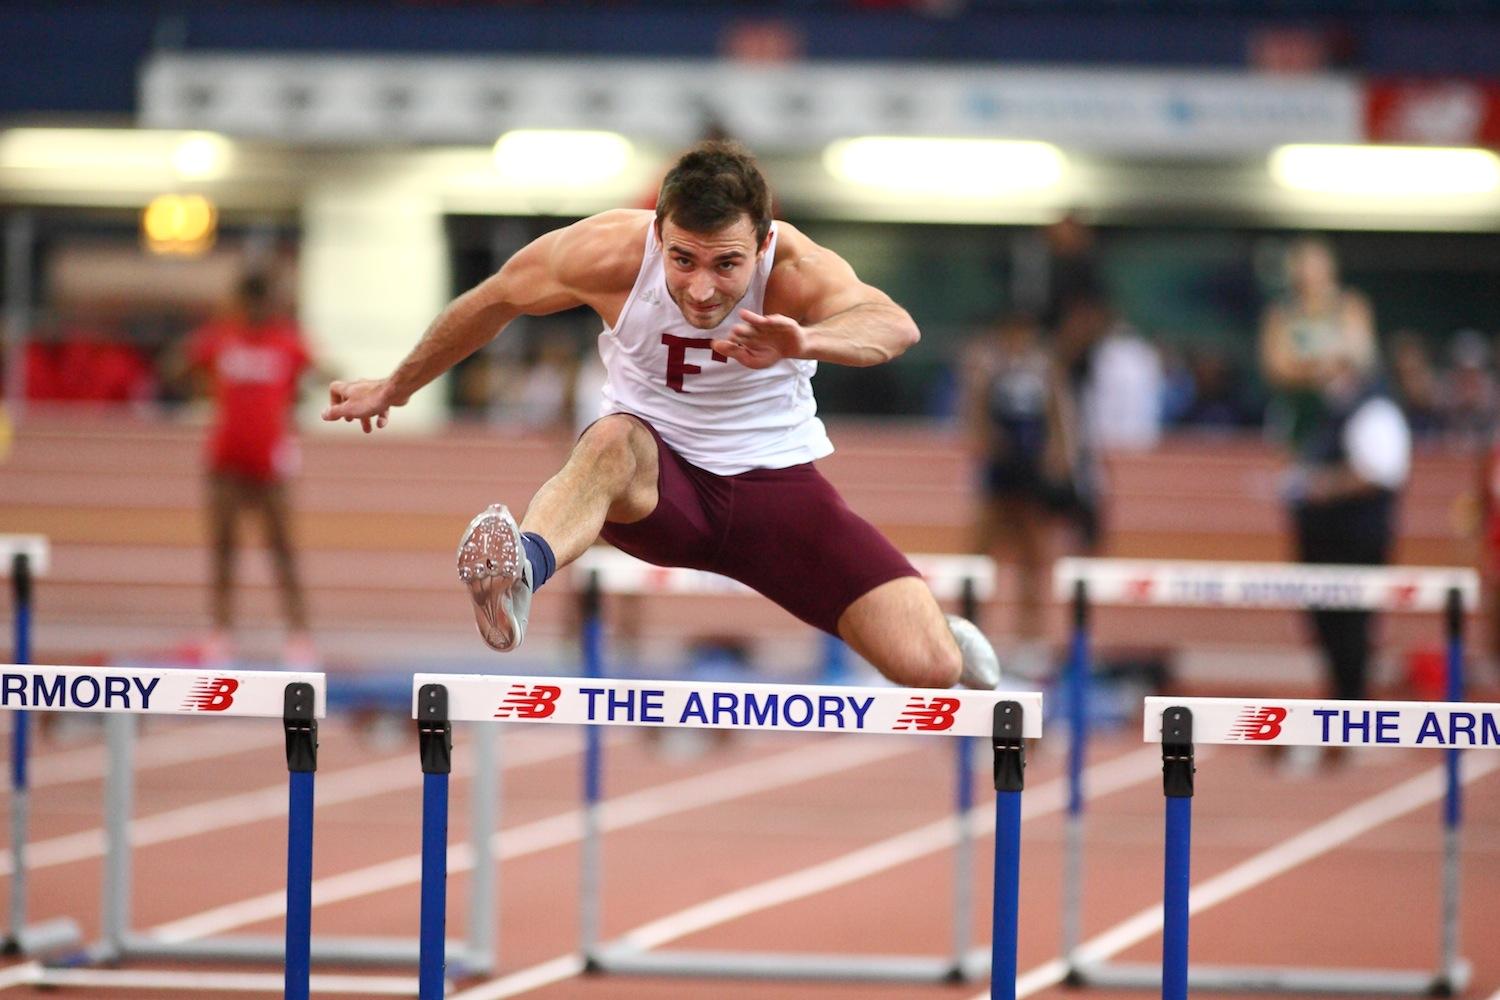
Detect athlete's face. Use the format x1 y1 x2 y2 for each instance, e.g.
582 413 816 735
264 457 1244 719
659 214 767 330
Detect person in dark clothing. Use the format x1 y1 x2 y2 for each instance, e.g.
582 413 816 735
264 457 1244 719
1286 360 1411 702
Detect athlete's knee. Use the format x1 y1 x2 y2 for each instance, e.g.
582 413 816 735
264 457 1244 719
574 416 648 484
875 632 962 690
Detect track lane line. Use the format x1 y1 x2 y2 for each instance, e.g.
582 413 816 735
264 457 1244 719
146 734 917 943
0 729 580 875
991 752 1500 999
448 743 1172 1000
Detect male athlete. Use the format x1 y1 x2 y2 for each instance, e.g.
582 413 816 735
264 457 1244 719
323 141 998 690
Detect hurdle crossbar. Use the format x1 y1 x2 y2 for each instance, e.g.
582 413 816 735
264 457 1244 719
1 535 83 959
1140 697 1494 998
0 665 327 998
1054 556 1478 996
413 673 1039 999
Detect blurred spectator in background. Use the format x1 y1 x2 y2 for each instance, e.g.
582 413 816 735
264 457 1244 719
179 273 320 667
1172 347 1262 431
24 307 155 404
1444 328 1497 450
1388 329 1447 440
1281 361 1410 760
1052 292 1113 552
509 327 581 432
1477 411 1500 678
1039 211 1105 333
963 312 1075 680
1259 237 1377 452
1082 308 1164 451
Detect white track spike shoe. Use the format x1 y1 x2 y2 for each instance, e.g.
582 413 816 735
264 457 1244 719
456 504 532 652
947 614 1002 690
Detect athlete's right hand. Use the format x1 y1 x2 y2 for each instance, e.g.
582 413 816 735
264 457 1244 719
323 378 400 434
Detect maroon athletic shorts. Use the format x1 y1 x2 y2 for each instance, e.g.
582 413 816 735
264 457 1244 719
599 417 919 636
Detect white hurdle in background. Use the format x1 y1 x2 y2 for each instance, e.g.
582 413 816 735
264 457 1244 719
413 673 1041 999
1144 696 1500 1000
0 664 331 999
568 548 1003 984
0 534 80 958
1054 557 1480 996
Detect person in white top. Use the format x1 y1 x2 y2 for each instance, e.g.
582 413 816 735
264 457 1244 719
323 141 998 690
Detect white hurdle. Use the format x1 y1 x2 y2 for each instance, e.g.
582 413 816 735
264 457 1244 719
566 548 1003 985
1 534 81 958
413 673 1041 999
0 664 329 999
1054 557 1480 995
1145 696 1500 1000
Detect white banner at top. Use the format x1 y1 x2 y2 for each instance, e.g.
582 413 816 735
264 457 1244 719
141 55 1362 155
573 548 995 601
1054 558 1478 612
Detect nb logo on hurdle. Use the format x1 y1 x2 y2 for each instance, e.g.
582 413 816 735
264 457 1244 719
1227 705 1288 741
494 684 562 720
182 677 239 712
893 696 961 732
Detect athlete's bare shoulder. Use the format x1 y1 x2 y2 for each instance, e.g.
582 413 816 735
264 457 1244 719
551 209 654 298
764 221 887 321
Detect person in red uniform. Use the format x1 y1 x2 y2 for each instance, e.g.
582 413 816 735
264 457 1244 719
187 273 315 666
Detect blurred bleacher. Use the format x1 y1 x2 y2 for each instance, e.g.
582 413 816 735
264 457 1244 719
0 411 1477 689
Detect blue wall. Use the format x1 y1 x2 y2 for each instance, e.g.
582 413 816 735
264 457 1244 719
3 1 1499 115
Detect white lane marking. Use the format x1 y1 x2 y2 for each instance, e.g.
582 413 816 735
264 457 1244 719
447 744 1171 1000
0 729 579 875
20 967 423 995
3 722 280 790
147 736 915 943
994 753 1500 999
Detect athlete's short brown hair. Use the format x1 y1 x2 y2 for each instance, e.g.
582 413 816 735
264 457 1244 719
655 140 772 246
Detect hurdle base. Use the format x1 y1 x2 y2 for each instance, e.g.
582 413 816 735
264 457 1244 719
30 966 437 996
1067 959 1472 996
70 933 491 977
593 942 976 983
1 917 83 958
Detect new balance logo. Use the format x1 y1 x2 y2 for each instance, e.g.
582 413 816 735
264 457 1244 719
893 696 960 732
1227 705 1288 741
183 677 238 712
494 684 562 720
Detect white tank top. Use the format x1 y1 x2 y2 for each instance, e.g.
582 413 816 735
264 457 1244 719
595 222 834 476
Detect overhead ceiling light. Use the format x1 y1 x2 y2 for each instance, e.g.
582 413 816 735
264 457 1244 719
823 137 1066 197
492 130 633 188
170 131 233 181
0 127 233 180
1269 144 1500 197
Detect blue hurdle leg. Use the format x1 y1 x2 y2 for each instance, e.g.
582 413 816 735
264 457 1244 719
1158 705 1195 1000
416 684 454 1000
990 701 1026 1000
282 682 319 1000
991 788 1022 1000
284 770 315 1000
419 771 451 999
580 573 605 962
1162 795 1192 1000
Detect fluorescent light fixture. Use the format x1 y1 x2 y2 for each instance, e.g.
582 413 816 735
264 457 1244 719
170 132 232 180
823 137 1066 197
0 127 232 180
492 130 633 188
1270 144 1500 197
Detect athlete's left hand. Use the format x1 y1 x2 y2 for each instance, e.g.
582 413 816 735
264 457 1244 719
713 310 808 369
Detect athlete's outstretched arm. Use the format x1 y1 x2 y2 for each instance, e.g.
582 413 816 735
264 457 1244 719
322 217 614 431
714 231 920 370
